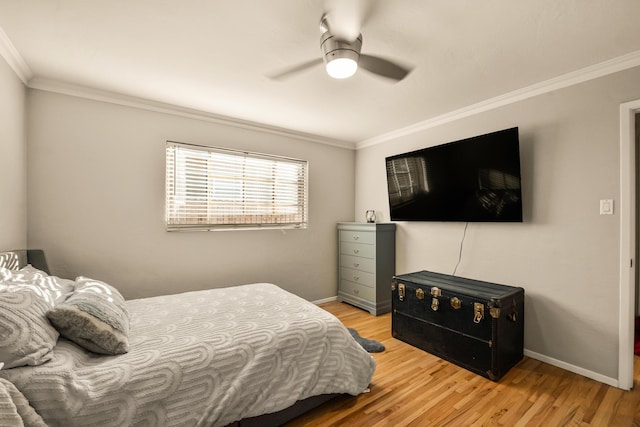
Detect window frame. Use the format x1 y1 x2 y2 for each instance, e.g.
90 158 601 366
165 141 309 231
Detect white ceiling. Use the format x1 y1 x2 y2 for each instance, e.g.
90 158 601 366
2 0 640 147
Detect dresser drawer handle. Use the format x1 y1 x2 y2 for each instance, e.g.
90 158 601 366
353 249 359 254
353 235 359 240
353 288 359 295
353 262 360 267
352 275 360 281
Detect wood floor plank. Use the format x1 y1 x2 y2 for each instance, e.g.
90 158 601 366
284 301 640 427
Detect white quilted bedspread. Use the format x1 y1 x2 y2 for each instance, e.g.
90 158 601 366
0 283 376 426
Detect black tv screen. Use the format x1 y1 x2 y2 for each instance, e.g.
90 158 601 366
385 127 523 222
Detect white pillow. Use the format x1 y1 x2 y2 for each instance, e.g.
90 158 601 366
0 265 48 282
0 265 74 306
0 287 60 369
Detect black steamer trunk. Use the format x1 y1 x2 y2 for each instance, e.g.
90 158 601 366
391 270 524 381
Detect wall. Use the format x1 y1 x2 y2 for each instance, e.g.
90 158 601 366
355 66 640 382
0 55 26 250
27 90 355 302
636 112 640 315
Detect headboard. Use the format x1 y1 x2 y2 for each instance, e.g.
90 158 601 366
0 250 50 274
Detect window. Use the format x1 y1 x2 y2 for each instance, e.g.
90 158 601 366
165 141 308 231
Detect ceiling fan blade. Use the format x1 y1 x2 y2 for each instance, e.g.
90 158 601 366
267 58 324 81
359 54 412 81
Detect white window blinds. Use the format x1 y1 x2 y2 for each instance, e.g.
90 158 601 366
166 141 308 230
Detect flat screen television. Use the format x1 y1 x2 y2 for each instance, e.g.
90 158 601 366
385 127 523 222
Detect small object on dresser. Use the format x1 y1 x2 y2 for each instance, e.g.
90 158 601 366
365 210 376 223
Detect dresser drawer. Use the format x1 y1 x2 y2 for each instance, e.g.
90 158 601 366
339 230 375 245
340 267 374 288
339 280 375 301
340 241 375 259
340 254 375 273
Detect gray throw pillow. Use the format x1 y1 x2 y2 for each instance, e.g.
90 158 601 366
0 288 59 368
47 277 129 355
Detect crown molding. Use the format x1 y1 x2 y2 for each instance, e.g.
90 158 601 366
357 49 640 149
26 77 357 150
0 25 33 84
5 8 640 153
0 24 353 148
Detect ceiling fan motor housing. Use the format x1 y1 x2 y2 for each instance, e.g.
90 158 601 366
320 31 363 66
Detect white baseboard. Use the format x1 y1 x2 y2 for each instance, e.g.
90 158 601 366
312 298 621 388
523 349 619 388
312 295 338 305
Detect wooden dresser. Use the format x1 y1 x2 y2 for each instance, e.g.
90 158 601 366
337 222 396 315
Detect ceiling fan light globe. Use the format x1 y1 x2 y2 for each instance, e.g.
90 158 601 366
326 57 358 79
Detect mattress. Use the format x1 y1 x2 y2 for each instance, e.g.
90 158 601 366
0 283 376 426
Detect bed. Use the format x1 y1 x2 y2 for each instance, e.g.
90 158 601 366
0 250 376 426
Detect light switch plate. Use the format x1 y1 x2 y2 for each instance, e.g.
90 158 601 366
600 199 614 215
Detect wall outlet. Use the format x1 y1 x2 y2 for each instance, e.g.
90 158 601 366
600 199 614 215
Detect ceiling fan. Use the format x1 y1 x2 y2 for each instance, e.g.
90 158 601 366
269 11 412 82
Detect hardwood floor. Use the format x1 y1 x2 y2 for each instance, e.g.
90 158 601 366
285 301 640 427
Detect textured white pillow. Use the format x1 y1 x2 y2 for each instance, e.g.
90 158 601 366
0 288 60 369
47 277 129 355
0 265 74 306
